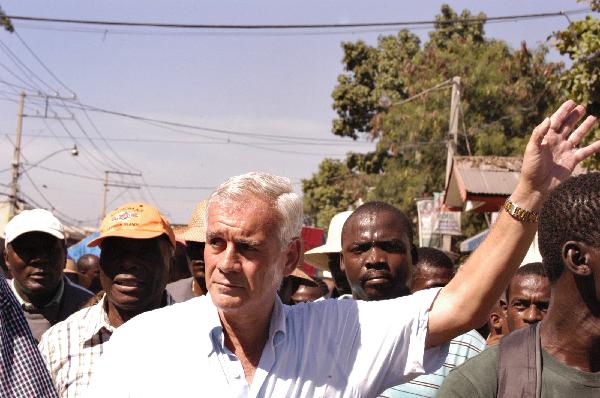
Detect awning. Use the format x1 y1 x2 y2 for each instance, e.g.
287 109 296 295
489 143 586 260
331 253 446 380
459 229 489 253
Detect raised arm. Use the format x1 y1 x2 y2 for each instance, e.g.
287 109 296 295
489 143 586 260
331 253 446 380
426 100 599 348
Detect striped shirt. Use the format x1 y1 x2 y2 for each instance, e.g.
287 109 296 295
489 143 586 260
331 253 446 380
38 292 175 398
380 329 486 397
0 275 58 397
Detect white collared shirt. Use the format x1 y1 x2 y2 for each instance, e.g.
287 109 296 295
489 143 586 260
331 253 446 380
86 288 447 398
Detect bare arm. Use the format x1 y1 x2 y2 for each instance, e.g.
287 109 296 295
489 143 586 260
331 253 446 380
426 100 599 348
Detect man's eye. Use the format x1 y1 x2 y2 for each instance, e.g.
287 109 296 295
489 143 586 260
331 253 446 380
380 242 406 253
512 302 527 309
209 238 225 249
236 243 257 252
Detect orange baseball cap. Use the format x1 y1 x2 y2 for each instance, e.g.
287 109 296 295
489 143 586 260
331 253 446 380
87 202 176 248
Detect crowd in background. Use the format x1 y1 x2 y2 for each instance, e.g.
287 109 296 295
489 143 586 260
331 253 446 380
0 100 599 397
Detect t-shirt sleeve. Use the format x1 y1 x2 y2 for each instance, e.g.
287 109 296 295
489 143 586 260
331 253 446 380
352 288 450 392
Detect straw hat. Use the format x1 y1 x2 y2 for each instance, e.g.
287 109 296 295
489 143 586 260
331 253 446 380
289 267 316 286
179 200 208 243
304 210 353 271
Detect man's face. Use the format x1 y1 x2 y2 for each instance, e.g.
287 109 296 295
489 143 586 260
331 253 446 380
205 198 295 314
186 241 206 284
341 210 413 301
80 256 100 281
411 264 454 293
99 237 171 311
5 232 65 298
291 284 326 304
505 274 551 331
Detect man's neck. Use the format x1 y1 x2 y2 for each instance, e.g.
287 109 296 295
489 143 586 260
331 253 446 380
106 292 166 328
13 279 61 309
219 299 275 386
540 289 600 372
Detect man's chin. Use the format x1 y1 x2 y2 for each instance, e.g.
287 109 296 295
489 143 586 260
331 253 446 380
362 285 395 301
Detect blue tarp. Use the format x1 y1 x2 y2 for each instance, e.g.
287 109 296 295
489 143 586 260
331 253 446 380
67 232 101 262
459 229 489 253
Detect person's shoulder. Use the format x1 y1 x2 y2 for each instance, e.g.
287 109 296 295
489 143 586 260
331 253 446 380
40 300 99 344
117 294 209 335
438 344 499 397
451 329 487 350
166 277 194 302
63 277 94 300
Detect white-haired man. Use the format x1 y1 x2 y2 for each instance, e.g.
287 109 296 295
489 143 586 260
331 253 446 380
88 101 598 397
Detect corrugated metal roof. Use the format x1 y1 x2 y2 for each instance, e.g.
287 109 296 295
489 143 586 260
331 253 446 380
455 156 522 196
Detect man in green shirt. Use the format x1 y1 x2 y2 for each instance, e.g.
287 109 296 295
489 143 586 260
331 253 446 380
438 173 600 397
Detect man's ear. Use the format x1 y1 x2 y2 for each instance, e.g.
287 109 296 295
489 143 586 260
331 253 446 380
284 238 302 276
339 252 345 272
563 241 592 277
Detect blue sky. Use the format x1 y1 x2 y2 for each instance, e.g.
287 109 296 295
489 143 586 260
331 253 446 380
0 1 592 226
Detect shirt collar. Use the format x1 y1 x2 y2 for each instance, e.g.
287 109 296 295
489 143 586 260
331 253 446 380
11 275 65 311
204 294 288 355
83 291 177 343
82 294 115 342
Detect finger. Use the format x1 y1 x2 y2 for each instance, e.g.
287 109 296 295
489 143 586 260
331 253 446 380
574 139 600 163
549 100 577 131
568 115 598 147
559 105 586 137
531 117 551 147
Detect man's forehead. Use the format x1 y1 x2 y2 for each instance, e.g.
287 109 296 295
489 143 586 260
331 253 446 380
343 210 410 240
509 274 550 295
207 198 277 235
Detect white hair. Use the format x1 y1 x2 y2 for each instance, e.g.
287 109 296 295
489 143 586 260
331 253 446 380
208 172 303 247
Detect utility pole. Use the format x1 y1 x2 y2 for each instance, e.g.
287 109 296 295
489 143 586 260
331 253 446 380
442 76 461 251
445 76 461 187
8 91 25 219
100 170 142 221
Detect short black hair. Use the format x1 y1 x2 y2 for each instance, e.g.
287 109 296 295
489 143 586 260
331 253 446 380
415 247 454 270
538 173 600 283
506 262 548 300
342 201 414 244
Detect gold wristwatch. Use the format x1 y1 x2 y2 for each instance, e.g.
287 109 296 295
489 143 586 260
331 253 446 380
503 198 539 223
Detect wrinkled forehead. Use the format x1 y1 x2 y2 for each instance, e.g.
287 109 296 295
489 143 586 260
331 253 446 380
207 196 280 234
342 210 410 244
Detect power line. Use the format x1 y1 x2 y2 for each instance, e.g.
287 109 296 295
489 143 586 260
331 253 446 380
4 9 591 30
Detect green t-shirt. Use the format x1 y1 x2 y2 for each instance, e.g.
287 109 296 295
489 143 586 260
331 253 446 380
437 344 600 397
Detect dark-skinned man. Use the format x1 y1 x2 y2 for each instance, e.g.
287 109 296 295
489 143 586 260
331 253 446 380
503 262 551 332
3 209 93 341
439 172 600 397
88 101 598 397
77 254 101 294
38 202 176 398
340 210 485 397
167 200 207 301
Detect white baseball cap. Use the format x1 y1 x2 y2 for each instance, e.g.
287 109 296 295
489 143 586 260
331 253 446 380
4 209 65 247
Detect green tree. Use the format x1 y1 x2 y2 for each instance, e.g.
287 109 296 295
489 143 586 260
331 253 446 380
0 6 14 32
553 0 600 167
304 4 563 237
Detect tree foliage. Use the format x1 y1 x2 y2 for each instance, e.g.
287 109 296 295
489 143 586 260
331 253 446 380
552 1 600 168
304 4 564 235
0 6 14 33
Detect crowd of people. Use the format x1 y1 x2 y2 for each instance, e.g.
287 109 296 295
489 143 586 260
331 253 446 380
0 100 599 397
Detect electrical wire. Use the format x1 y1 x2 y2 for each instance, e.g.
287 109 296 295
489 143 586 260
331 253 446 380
4 9 591 30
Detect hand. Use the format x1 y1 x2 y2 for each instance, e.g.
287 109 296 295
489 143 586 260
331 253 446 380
516 100 598 208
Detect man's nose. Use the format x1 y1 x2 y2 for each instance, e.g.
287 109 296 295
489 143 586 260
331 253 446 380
217 244 241 273
523 305 544 324
365 247 387 270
